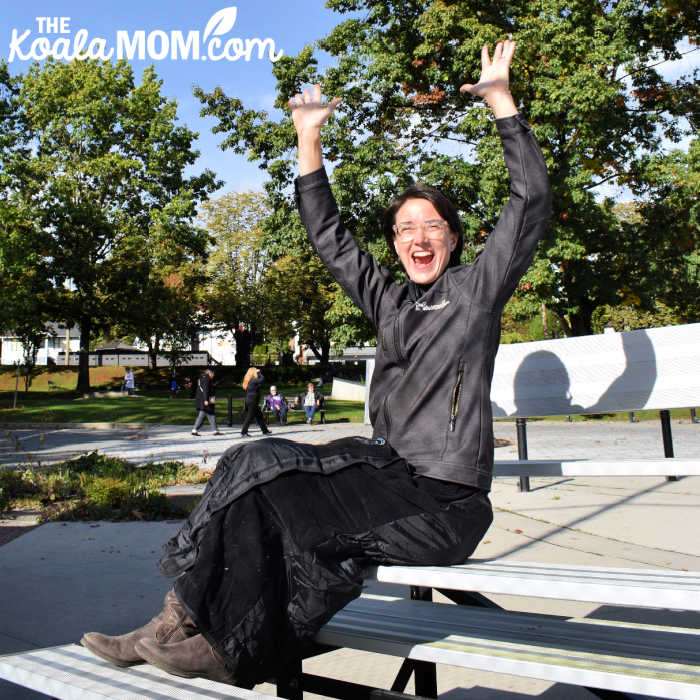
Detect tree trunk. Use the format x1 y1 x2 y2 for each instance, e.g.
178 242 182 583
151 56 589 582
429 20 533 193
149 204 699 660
567 310 593 337
308 339 331 365
147 334 161 370
234 326 251 367
76 317 91 394
320 339 330 365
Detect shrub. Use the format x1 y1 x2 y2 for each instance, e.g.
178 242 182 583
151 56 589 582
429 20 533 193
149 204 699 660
83 476 134 508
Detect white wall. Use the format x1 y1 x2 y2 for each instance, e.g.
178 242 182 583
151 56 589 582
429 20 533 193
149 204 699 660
331 377 366 402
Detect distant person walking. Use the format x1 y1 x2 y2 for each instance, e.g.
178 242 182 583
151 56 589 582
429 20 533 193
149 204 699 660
169 374 179 399
123 368 135 396
191 368 221 436
240 367 271 437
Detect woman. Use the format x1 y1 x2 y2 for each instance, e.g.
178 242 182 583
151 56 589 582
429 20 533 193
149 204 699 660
81 41 551 688
240 367 271 437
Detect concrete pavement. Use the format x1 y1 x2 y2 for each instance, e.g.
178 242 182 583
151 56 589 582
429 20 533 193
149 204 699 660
1 418 699 699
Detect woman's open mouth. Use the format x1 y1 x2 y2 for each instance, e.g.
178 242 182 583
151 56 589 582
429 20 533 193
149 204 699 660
412 250 435 268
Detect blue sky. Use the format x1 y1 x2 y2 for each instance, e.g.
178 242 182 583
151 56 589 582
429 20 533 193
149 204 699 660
1 1 347 193
2 2 697 202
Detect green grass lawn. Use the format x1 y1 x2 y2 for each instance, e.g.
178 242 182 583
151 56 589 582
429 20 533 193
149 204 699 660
1 389 694 426
0 391 365 425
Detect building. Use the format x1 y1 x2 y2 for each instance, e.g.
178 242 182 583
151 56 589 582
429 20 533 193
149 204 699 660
0 323 80 366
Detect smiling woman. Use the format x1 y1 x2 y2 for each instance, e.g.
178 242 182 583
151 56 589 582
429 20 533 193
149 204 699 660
81 41 552 689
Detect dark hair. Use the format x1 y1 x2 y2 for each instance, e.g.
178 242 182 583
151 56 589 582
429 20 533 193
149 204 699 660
381 184 463 269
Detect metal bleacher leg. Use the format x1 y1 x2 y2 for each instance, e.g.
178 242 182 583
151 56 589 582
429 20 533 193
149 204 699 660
407 586 437 698
660 409 678 481
516 417 530 492
277 657 303 700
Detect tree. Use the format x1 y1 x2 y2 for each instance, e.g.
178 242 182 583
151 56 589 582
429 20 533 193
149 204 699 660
12 58 218 392
266 252 339 364
200 191 273 366
632 138 700 323
108 258 206 370
196 0 697 338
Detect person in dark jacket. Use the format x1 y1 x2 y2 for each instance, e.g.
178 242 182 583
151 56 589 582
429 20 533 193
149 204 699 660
82 41 551 687
191 368 221 436
293 381 324 423
240 367 271 437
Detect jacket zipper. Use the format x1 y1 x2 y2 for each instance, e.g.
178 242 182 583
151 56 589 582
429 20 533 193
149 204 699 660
449 363 464 432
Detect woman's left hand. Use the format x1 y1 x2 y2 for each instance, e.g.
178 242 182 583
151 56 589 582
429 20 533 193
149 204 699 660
460 41 518 118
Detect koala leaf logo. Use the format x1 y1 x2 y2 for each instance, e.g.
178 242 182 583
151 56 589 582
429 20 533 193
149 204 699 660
203 6 238 43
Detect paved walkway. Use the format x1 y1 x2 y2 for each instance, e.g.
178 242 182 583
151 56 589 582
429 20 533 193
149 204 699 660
1 418 699 699
3 415 700 469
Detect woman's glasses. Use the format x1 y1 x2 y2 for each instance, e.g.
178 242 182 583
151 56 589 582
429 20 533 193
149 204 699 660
393 219 448 243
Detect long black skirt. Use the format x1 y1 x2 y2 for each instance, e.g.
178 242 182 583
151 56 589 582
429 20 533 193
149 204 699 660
162 437 492 687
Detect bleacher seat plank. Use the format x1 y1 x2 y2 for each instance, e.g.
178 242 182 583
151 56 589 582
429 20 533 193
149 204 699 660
318 596 700 700
0 644 277 699
372 560 700 611
492 458 700 477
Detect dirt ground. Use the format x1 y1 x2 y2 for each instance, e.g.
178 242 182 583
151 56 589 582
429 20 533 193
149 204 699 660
0 524 38 547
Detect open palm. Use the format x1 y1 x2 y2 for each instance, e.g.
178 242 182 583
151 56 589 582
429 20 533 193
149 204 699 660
289 84 341 133
460 41 515 100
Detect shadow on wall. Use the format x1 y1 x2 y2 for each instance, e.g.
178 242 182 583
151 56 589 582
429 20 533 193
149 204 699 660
491 329 657 418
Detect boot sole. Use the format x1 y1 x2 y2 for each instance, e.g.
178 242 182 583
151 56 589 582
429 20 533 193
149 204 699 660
134 640 234 684
80 635 143 668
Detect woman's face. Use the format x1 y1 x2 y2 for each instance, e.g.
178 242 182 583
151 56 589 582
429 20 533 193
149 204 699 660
393 198 457 285
307 383 314 392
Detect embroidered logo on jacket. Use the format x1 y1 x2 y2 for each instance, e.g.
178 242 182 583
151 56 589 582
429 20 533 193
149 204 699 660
414 299 450 312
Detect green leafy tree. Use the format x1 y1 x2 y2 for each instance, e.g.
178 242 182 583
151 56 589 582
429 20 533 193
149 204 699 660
196 0 697 338
200 191 273 367
266 252 339 364
631 138 700 323
13 58 217 392
0 62 58 386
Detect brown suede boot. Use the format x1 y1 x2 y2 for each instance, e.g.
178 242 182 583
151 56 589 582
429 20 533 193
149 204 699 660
135 633 235 684
80 589 197 667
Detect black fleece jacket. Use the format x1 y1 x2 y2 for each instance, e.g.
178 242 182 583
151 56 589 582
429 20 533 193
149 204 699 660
295 114 551 490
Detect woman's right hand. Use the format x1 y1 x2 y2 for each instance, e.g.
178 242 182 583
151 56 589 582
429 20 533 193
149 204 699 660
289 85 341 137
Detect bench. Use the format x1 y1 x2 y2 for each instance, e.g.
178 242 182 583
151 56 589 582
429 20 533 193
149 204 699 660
276 561 700 700
3 563 698 700
489 323 700 490
0 643 279 699
261 399 327 425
